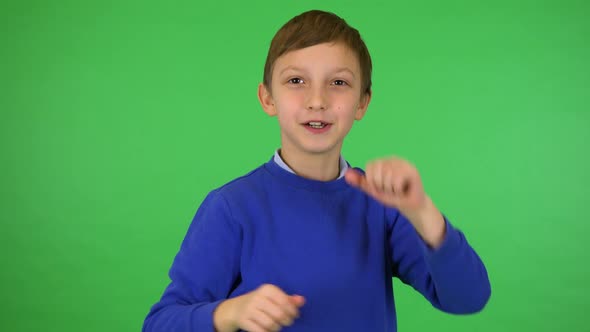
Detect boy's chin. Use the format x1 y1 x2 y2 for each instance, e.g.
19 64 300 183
282 135 343 156
300 144 341 156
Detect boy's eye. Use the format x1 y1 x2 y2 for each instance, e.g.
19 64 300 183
288 78 304 84
332 80 348 86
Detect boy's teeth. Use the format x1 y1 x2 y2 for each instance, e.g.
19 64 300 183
308 121 326 128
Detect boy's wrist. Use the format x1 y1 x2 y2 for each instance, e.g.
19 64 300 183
213 297 238 332
405 196 446 249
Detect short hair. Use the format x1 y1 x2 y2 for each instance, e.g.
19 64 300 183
263 10 372 96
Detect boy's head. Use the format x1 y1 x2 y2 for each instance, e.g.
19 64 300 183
258 10 373 162
262 10 372 97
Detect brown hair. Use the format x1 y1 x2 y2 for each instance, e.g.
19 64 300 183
263 10 372 96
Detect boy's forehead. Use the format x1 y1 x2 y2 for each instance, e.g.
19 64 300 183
273 42 361 75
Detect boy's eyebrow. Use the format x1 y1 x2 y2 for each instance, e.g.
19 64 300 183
279 66 356 78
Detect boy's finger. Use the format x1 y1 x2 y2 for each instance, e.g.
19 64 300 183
250 309 281 332
344 169 363 187
260 298 295 327
290 295 306 308
264 290 299 319
368 162 384 192
392 176 409 196
345 169 373 193
240 318 269 332
382 168 396 195
346 169 393 203
261 284 291 302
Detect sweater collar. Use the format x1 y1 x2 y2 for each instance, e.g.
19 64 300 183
273 149 349 180
264 154 353 192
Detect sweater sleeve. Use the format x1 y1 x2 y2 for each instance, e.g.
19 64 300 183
143 190 242 332
387 208 491 314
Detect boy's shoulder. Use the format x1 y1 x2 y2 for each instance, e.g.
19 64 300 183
209 159 270 198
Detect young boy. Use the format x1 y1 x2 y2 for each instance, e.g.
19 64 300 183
143 9 491 332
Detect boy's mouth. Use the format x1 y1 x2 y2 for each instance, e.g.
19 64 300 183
304 121 330 129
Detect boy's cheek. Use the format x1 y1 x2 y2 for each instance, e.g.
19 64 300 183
277 97 304 111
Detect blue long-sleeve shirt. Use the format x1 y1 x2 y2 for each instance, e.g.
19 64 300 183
143 156 491 331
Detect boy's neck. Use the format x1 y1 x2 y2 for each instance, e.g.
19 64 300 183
278 147 341 181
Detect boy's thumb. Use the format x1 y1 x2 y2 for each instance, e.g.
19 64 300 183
290 295 306 307
344 168 364 188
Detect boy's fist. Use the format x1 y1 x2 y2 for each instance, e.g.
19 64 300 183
345 157 447 248
215 284 305 332
345 157 427 214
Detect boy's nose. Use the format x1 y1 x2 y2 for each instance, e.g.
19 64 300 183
305 87 327 111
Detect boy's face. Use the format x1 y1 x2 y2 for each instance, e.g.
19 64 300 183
258 42 371 159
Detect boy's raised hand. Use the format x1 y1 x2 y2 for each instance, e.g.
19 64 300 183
345 157 446 248
214 284 305 332
344 157 427 213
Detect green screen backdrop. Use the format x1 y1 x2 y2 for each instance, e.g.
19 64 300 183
2 0 589 331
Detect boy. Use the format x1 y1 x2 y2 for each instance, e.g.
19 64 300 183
143 9 491 332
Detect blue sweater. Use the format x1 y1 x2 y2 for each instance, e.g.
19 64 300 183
143 156 491 331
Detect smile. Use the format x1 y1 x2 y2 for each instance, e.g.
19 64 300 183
308 121 327 129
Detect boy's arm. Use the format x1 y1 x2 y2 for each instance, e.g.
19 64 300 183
345 161 490 314
387 207 491 314
142 190 241 332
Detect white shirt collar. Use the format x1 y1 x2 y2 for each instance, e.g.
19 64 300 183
273 149 348 180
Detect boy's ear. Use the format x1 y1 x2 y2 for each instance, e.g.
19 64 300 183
354 90 372 120
258 83 277 117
